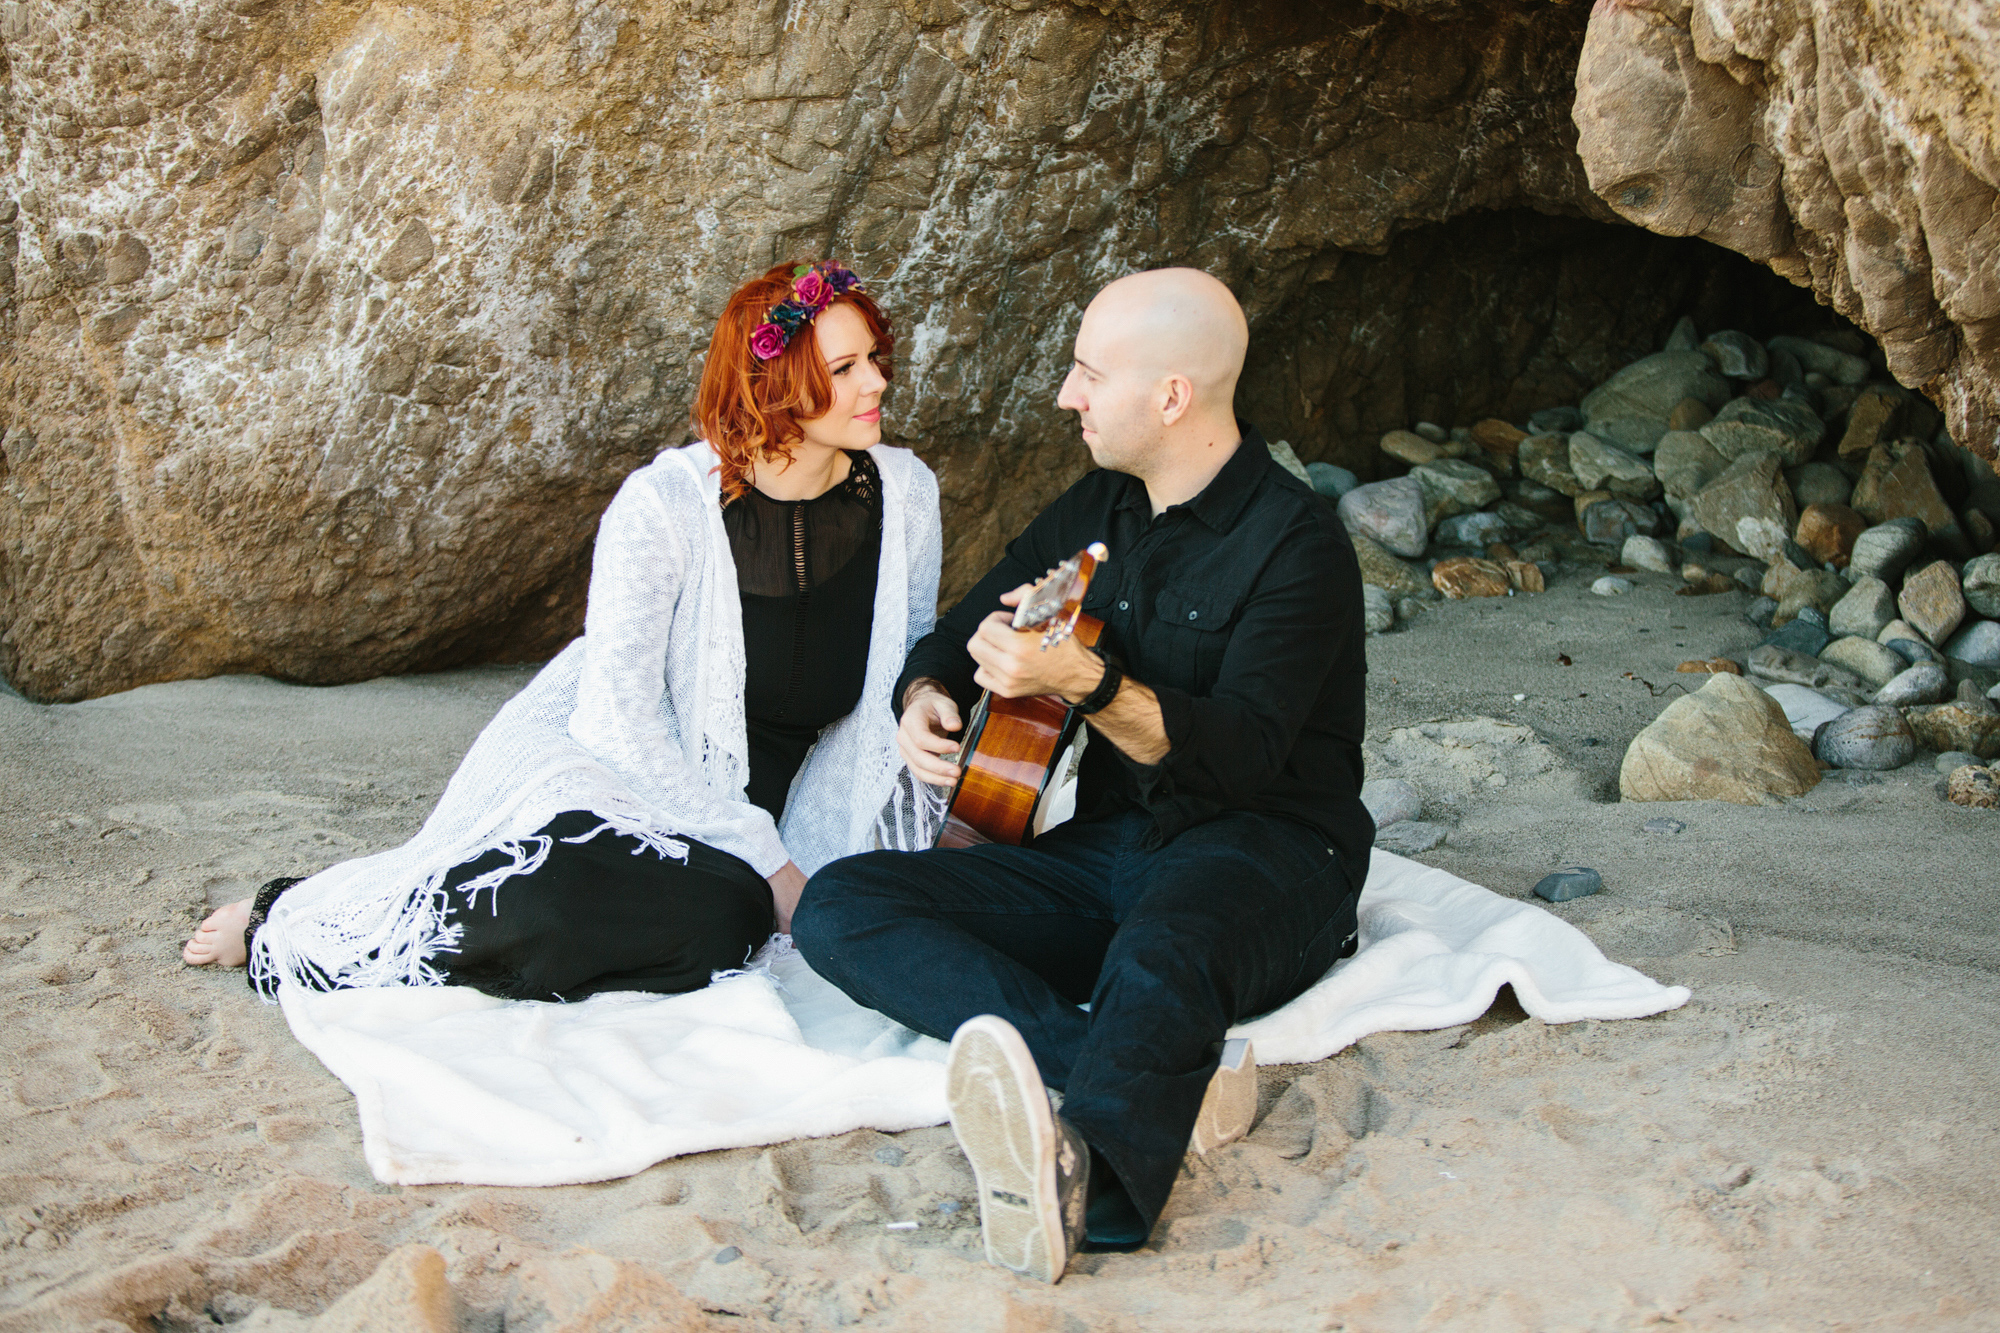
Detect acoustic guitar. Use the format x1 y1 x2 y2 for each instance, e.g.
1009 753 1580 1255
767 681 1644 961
935 543 1110 849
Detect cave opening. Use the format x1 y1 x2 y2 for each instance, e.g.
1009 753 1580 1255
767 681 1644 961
1243 209 1869 483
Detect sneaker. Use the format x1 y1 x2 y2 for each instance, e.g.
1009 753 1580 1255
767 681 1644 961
1188 1037 1256 1155
946 1014 1089 1283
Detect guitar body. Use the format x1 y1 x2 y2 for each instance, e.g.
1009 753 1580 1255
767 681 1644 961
936 614 1103 849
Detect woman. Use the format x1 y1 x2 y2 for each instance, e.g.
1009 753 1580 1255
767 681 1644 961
182 260 943 1000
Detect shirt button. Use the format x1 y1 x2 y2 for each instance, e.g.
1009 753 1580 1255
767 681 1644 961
1118 600 1129 611
1187 610 1198 621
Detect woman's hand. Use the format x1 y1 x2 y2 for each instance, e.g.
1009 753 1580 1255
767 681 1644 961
897 680 963 787
767 860 808 933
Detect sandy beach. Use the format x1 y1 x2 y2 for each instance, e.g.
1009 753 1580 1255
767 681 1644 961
2 570 1996 1331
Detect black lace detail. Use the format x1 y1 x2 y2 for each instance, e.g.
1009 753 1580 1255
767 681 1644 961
243 876 305 992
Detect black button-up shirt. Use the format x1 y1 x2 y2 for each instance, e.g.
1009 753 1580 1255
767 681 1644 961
896 422 1374 879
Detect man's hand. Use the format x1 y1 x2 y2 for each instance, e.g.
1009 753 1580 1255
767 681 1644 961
967 584 1106 703
898 679 964 787
767 860 807 934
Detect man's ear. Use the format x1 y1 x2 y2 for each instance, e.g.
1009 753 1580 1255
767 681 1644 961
1158 374 1195 426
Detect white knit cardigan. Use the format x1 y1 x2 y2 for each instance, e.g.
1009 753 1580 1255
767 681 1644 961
249 441 944 996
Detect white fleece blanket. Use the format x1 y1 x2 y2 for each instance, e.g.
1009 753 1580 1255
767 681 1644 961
280 850 1691 1186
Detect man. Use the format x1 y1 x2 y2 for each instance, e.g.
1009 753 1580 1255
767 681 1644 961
792 268 1372 1281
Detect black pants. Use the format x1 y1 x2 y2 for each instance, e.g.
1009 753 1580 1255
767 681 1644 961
792 806 1360 1233
432 810 775 1001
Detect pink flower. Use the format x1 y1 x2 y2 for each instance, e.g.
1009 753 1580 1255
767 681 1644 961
793 268 830 309
750 323 787 360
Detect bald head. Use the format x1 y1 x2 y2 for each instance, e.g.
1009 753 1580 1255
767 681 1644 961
1080 268 1248 404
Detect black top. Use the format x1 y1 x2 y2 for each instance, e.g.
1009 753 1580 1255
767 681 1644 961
727 450 881 823
895 422 1374 878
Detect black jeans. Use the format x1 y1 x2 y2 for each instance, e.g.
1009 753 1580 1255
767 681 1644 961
793 806 1360 1232
436 811 775 1001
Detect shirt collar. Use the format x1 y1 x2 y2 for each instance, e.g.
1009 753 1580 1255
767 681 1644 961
1113 419 1270 531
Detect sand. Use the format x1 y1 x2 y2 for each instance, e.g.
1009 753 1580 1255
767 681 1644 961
2 570 1996 1331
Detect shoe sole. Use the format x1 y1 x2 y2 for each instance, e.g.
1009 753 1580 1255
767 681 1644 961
1190 1037 1256 1155
946 1016 1065 1283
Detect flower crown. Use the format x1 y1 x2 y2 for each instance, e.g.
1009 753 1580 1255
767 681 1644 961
750 262 865 361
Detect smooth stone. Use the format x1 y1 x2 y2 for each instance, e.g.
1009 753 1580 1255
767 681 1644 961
1592 575 1634 596
1905 702 2000 760
1587 416 1670 456
1472 419 1528 456
1347 531 1433 599
1375 820 1448 854
1664 316 1699 352
715 1246 742 1264
1518 434 1585 497
1899 560 1967 645
1533 867 1603 903
1528 406 1583 434
1570 432 1661 499
1700 397 1826 467
1846 517 1926 585
1411 458 1502 526
874 1145 906 1166
1796 503 1868 568
1774 570 1850 627
1582 498 1661 547
1622 535 1676 573
1268 439 1313 482
1758 612 1831 658
1495 501 1549 532
1435 510 1513 547
1948 658 2000 694
1958 680 2000 711
1642 817 1686 835
1395 596 1430 623
1413 421 1449 443
1619 672 1821 805
1667 397 1715 431
1744 595 1779 629
1828 577 1896 641
1308 461 1359 499
1962 553 2000 618
1946 765 2000 808
1433 555 1513 599
1360 777 1423 829
1819 636 1906 687
1763 683 1852 740
1506 559 1546 593
1876 661 1951 706
1689 450 1797 563
1361 584 1395 633
1737 563 1769 590
1836 383 1906 460
1381 429 1448 466
1583 351 1731 425
1788 461 1853 509
1813 704 1915 770
1945 619 2000 667
1653 430 1728 499
1936 750 1983 773
1885 636 1944 665
1338 476 1429 558
1767 334 1869 386
1700 330 1769 379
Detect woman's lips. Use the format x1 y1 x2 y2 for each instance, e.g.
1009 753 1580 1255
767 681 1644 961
855 407 881 423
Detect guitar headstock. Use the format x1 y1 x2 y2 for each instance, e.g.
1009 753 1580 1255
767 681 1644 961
1011 543 1109 650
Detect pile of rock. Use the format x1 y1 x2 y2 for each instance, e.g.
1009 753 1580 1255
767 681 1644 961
1300 316 2000 809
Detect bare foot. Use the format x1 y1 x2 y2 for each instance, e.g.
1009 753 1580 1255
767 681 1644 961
183 899 252 968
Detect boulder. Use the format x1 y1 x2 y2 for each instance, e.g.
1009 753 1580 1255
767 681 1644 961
1774 570 1851 627
1432 557 1512 599
1434 511 1513 548
1787 461 1854 509
1338 477 1429 558
1348 531 1433 598
1519 434 1585 497
1828 578 1897 641
1945 620 2000 668
1819 636 1906 687
1899 560 1967 646
1795 503 1867 568
1410 459 1502 526
1699 331 1769 379
1813 704 1915 770
1654 430 1728 499
1268 439 1313 482
1850 441 1964 550
1619 672 1821 805
1836 385 1908 460
1963 554 2000 619
1309 462 1359 499
1569 433 1662 500
1582 498 1660 546
1906 702 2000 760
1688 451 1798 563
1875 661 1950 706
1766 336 1869 386
1699 397 1826 467
1622 535 1676 573
1847 518 1927 585
1582 351 1732 425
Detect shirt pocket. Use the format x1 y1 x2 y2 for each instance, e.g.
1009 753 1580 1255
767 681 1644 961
1150 581 1244 685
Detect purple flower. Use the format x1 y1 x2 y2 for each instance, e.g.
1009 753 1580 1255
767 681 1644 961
793 268 830 309
750 323 788 360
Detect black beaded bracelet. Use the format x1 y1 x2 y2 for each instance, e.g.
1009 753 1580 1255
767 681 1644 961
1072 658 1122 715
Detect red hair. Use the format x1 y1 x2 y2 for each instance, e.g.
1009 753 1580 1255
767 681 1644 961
693 261 895 502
